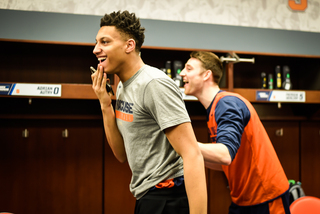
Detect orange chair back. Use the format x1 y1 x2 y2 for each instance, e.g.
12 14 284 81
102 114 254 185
290 196 320 214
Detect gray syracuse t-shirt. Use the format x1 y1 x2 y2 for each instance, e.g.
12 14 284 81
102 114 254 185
115 65 191 200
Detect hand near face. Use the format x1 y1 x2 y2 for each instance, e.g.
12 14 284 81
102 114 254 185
91 65 113 108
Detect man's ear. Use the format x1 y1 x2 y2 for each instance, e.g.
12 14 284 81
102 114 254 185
125 39 136 53
203 70 213 81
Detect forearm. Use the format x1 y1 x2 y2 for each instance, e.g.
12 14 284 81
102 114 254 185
198 142 232 166
101 105 126 163
183 152 208 214
91 68 126 162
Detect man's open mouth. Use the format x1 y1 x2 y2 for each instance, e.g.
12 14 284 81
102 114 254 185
98 57 106 63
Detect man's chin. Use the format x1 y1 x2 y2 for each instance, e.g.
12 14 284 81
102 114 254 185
184 90 192 96
184 86 192 94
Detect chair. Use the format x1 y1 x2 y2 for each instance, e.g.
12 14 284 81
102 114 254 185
290 196 320 214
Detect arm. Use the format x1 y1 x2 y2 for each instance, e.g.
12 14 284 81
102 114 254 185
198 142 232 171
200 96 249 170
165 122 207 214
91 65 126 163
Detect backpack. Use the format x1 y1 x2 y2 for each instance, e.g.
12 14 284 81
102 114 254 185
289 180 306 204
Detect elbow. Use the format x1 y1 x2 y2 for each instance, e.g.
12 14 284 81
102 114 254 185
219 144 233 166
116 155 127 163
118 159 127 164
220 155 232 166
108 144 127 163
112 150 127 163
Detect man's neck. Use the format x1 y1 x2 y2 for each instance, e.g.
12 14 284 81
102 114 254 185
118 56 145 82
197 85 220 109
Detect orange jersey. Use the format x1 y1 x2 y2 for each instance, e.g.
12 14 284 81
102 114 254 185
207 91 289 206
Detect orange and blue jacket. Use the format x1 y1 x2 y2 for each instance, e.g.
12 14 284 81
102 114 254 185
207 91 289 206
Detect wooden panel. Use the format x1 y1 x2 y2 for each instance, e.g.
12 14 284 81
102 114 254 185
207 170 231 214
62 84 96 99
233 88 257 101
233 54 320 90
0 119 103 214
226 62 234 92
300 121 320 198
191 118 209 143
104 139 136 213
191 117 231 213
0 41 96 84
262 121 300 181
306 91 320 103
0 97 103 120
0 38 95 46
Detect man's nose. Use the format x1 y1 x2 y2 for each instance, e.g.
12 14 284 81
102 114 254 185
180 68 186 76
93 44 100 55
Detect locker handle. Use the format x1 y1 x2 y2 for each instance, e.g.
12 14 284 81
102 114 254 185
22 129 29 138
62 129 69 138
275 128 283 137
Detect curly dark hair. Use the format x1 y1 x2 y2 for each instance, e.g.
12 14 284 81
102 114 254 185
190 51 223 84
100 10 145 52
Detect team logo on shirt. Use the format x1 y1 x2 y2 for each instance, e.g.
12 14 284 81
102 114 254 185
115 99 134 122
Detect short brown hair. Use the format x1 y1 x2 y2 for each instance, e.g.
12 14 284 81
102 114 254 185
190 51 223 84
100 10 145 52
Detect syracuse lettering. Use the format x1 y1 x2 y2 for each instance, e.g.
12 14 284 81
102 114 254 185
115 100 134 122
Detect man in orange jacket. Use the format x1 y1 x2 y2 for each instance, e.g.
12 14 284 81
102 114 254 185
180 51 291 214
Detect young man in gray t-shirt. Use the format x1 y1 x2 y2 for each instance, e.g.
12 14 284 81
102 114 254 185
91 10 207 214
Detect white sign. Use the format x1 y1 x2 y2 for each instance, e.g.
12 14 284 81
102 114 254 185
256 90 305 102
9 83 62 97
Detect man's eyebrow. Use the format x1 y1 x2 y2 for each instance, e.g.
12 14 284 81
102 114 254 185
95 37 106 44
96 36 110 41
